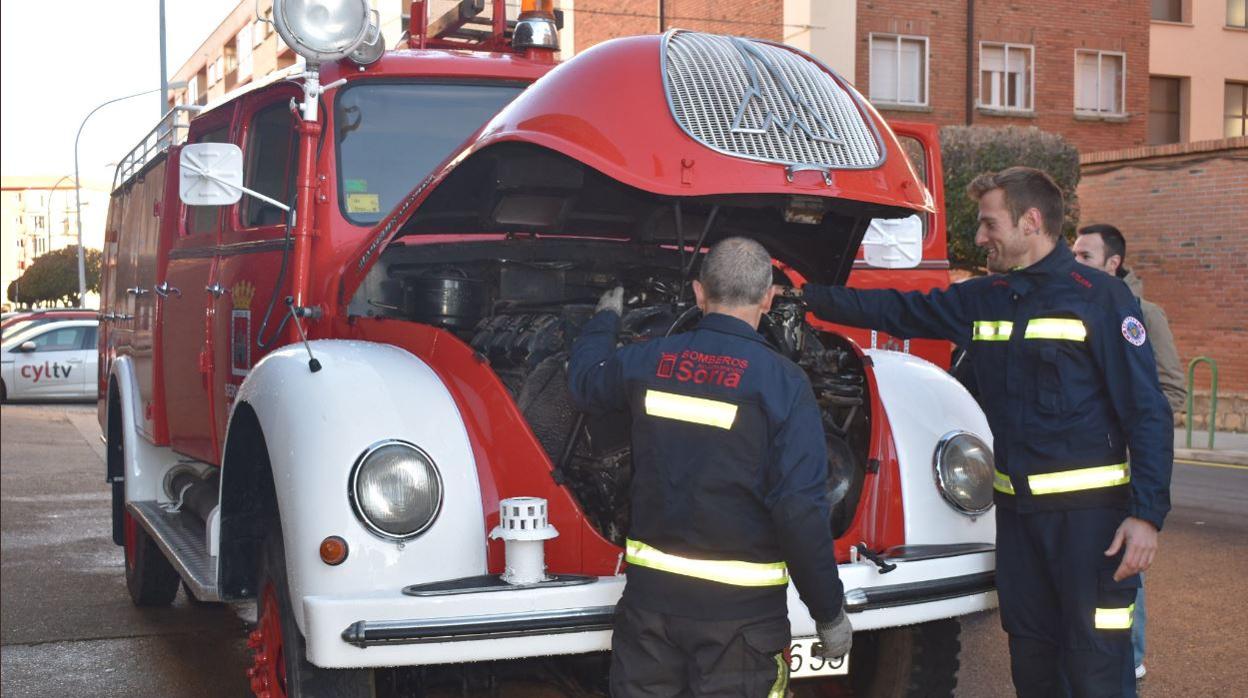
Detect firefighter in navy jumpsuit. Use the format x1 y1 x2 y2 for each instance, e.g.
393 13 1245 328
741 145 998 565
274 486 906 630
799 199 1173 695
569 238 849 697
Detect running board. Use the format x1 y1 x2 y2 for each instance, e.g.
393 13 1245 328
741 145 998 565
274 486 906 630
127 500 221 602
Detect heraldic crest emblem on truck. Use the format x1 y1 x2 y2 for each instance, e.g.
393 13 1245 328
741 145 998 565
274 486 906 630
98 1 997 695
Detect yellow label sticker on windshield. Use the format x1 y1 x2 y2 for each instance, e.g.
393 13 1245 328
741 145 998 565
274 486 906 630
346 193 380 214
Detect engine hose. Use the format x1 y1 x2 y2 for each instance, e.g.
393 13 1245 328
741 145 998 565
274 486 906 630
665 304 702 337
551 412 587 485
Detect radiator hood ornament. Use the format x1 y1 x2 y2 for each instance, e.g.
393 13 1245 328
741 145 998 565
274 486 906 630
728 37 844 146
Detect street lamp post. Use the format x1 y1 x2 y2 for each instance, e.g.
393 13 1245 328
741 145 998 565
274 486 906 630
45 174 75 256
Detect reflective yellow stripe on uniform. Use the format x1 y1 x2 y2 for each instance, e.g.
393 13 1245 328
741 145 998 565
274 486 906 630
972 320 1014 341
768 653 790 698
624 539 789 587
1095 604 1135 630
994 463 1129 496
1024 318 1087 341
644 389 738 429
1028 463 1129 495
994 470 1016 495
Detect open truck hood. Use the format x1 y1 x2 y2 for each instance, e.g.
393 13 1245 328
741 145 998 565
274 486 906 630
344 30 932 299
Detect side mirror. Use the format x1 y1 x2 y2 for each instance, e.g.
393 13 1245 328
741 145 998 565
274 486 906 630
19 341 37 353
179 143 244 206
861 215 924 269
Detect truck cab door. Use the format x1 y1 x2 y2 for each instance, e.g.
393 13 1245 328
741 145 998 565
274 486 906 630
161 112 234 462
843 120 952 368
209 91 301 446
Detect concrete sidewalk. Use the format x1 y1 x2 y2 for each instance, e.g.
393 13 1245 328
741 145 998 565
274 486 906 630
1173 428 1248 466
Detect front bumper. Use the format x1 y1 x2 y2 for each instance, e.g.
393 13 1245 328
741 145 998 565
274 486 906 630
304 544 996 669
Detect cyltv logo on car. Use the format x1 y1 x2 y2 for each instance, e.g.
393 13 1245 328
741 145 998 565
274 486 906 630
20 362 73 382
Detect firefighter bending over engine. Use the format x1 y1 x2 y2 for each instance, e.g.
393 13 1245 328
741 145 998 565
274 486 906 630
568 237 852 697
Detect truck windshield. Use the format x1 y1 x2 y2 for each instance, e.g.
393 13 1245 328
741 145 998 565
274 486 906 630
335 81 525 225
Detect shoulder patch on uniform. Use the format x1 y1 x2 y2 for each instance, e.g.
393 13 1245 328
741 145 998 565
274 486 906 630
1121 316 1147 346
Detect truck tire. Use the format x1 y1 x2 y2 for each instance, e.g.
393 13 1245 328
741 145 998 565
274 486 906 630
793 618 961 698
123 511 181 606
250 522 374 698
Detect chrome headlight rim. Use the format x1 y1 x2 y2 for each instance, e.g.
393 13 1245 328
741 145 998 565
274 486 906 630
932 430 995 516
348 439 444 541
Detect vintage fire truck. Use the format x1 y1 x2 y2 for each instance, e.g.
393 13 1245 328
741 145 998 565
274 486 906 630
99 1 997 695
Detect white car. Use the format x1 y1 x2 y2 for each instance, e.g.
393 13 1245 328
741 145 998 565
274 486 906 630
0 320 99 402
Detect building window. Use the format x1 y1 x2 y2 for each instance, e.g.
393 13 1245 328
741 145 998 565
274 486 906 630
237 24 254 79
1148 76 1183 144
1151 0 1182 21
1075 50 1126 115
1227 82 1248 137
1230 0 1247 28
869 34 928 107
979 43 1034 111
224 43 238 74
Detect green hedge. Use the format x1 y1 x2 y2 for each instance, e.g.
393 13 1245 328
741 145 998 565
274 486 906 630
938 125 1081 269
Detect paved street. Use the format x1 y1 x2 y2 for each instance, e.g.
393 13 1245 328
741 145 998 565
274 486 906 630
2 403 1246 696
0 404 250 697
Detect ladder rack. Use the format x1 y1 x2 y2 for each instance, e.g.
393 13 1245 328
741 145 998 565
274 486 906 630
112 105 201 192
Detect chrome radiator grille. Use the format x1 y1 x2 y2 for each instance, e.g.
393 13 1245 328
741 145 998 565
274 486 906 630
662 31 881 170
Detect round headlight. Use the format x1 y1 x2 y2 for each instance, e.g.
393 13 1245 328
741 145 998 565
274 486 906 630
933 431 994 515
350 441 443 539
274 0 372 63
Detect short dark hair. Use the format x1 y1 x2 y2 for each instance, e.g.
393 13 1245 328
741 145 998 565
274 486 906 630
699 237 773 306
966 166 1065 240
1078 223 1128 277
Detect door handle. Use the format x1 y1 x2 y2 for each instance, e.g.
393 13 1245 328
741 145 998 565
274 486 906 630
67 358 84 364
154 282 182 298
101 312 116 321
206 283 228 298
114 313 134 321
126 286 150 297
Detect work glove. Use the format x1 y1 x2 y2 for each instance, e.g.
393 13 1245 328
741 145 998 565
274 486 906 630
596 286 624 316
814 605 853 659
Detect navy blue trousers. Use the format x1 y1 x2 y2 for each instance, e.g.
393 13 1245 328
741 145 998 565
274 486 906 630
996 506 1139 698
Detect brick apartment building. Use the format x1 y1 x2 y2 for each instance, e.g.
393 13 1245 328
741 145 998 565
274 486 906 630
855 0 1150 153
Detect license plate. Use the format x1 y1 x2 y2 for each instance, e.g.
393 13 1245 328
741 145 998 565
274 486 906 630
787 637 849 678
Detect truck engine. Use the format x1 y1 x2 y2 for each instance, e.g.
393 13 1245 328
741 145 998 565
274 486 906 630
352 240 871 545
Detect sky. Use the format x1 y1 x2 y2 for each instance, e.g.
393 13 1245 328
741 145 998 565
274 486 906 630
1 0 239 188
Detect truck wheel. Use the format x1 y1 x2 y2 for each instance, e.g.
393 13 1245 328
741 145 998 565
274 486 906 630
123 511 180 606
793 618 961 698
250 523 374 698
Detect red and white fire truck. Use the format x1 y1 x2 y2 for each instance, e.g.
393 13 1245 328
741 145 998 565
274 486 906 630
99 1 997 695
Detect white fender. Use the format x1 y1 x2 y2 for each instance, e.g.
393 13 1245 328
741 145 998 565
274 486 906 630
865 350 996 544
230 340 487 633
109 356 182 503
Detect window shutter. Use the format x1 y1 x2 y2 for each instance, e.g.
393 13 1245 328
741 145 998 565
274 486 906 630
871 38 899 103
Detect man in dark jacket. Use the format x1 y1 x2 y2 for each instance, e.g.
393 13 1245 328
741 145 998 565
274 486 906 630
793 168 1172 697
1074 222 1186 681
569 236 851 697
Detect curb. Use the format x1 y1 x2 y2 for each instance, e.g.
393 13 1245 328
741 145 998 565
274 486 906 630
1174 448 1248 467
